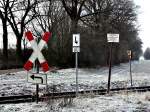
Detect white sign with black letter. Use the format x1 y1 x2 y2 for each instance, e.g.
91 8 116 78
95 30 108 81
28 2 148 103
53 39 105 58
73 34 80 52
107 34 119 43
73 34 80 47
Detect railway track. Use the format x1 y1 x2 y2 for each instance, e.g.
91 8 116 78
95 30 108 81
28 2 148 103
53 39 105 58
0 86 150 104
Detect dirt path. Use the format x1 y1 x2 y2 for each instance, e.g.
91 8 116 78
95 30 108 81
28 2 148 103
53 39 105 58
0 68 23 75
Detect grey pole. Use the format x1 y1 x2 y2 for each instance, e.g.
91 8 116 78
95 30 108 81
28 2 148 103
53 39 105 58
129 58 133 86
75 52 78 96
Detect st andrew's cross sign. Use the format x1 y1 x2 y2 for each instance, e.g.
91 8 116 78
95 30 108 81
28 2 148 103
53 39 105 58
24 31 51 72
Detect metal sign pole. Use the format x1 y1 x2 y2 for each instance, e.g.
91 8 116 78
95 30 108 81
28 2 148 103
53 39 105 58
36 59 39 104
75 52 78 96
107 43 113 93
129 58 133 86
73 34 80 96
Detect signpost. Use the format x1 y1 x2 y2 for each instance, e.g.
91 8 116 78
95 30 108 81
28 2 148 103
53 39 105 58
107 33 119 93
73 34 80 96
73 34 80 47
24 31 51 103
73 34 80 52
27 72 47 84
127 50 133 86
107 34 119 43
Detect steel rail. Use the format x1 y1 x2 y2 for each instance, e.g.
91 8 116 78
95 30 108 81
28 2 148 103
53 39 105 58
0 86 150 104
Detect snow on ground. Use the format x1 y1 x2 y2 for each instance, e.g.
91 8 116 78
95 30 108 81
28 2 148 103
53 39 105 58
0 60 150 96
0 92 150 112
0 60 150 111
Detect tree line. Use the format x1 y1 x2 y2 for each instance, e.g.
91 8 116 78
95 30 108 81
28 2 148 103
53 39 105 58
0 0 142 68
144 48 150 60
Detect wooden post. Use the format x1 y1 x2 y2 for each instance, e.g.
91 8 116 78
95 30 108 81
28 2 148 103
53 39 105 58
36 59 39 103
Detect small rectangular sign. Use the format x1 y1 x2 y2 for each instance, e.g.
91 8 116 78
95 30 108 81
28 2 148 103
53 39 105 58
127 50 131 56
27 72 47 85
73 47 80 52
73 34 80 47
107 34 119 43
127 50 132 59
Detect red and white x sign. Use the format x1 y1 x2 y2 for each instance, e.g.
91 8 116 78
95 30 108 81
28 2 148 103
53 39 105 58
24 31 51 72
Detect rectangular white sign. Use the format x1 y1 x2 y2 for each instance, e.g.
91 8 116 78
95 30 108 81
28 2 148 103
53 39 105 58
73 47 80 52
107 34 119 43
27 72 47 85
73 34 80 47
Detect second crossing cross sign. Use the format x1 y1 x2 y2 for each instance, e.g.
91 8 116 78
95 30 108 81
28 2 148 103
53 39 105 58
24 31 51 72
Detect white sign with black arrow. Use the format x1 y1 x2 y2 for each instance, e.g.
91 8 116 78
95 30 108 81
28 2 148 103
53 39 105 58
73 34 80 47
73 34 80 52
27 72 47 85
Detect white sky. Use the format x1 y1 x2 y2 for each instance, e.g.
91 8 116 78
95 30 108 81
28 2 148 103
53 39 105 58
0 0 149 51
134 0 150 51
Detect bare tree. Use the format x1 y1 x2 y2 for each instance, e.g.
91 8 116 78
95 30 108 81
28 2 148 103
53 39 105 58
61 0 88 33
30 0 70 65
76 0 141 65
6 0 39 61
0 0 10 62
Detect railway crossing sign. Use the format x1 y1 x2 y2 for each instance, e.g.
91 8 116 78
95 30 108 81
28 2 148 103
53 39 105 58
27 72 47 85
24 31 51 72
73 34 80 52
107 33 119 43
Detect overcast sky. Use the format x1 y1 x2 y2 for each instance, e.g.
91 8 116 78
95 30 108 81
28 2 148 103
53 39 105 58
134 0 150 51
0 0 150 51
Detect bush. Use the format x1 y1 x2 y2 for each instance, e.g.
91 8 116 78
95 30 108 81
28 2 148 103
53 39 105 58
0 48 32 70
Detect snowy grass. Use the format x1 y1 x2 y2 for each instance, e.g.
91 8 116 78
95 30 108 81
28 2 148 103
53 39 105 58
0 92 150 112
0 61 150 96
0 60 150 111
